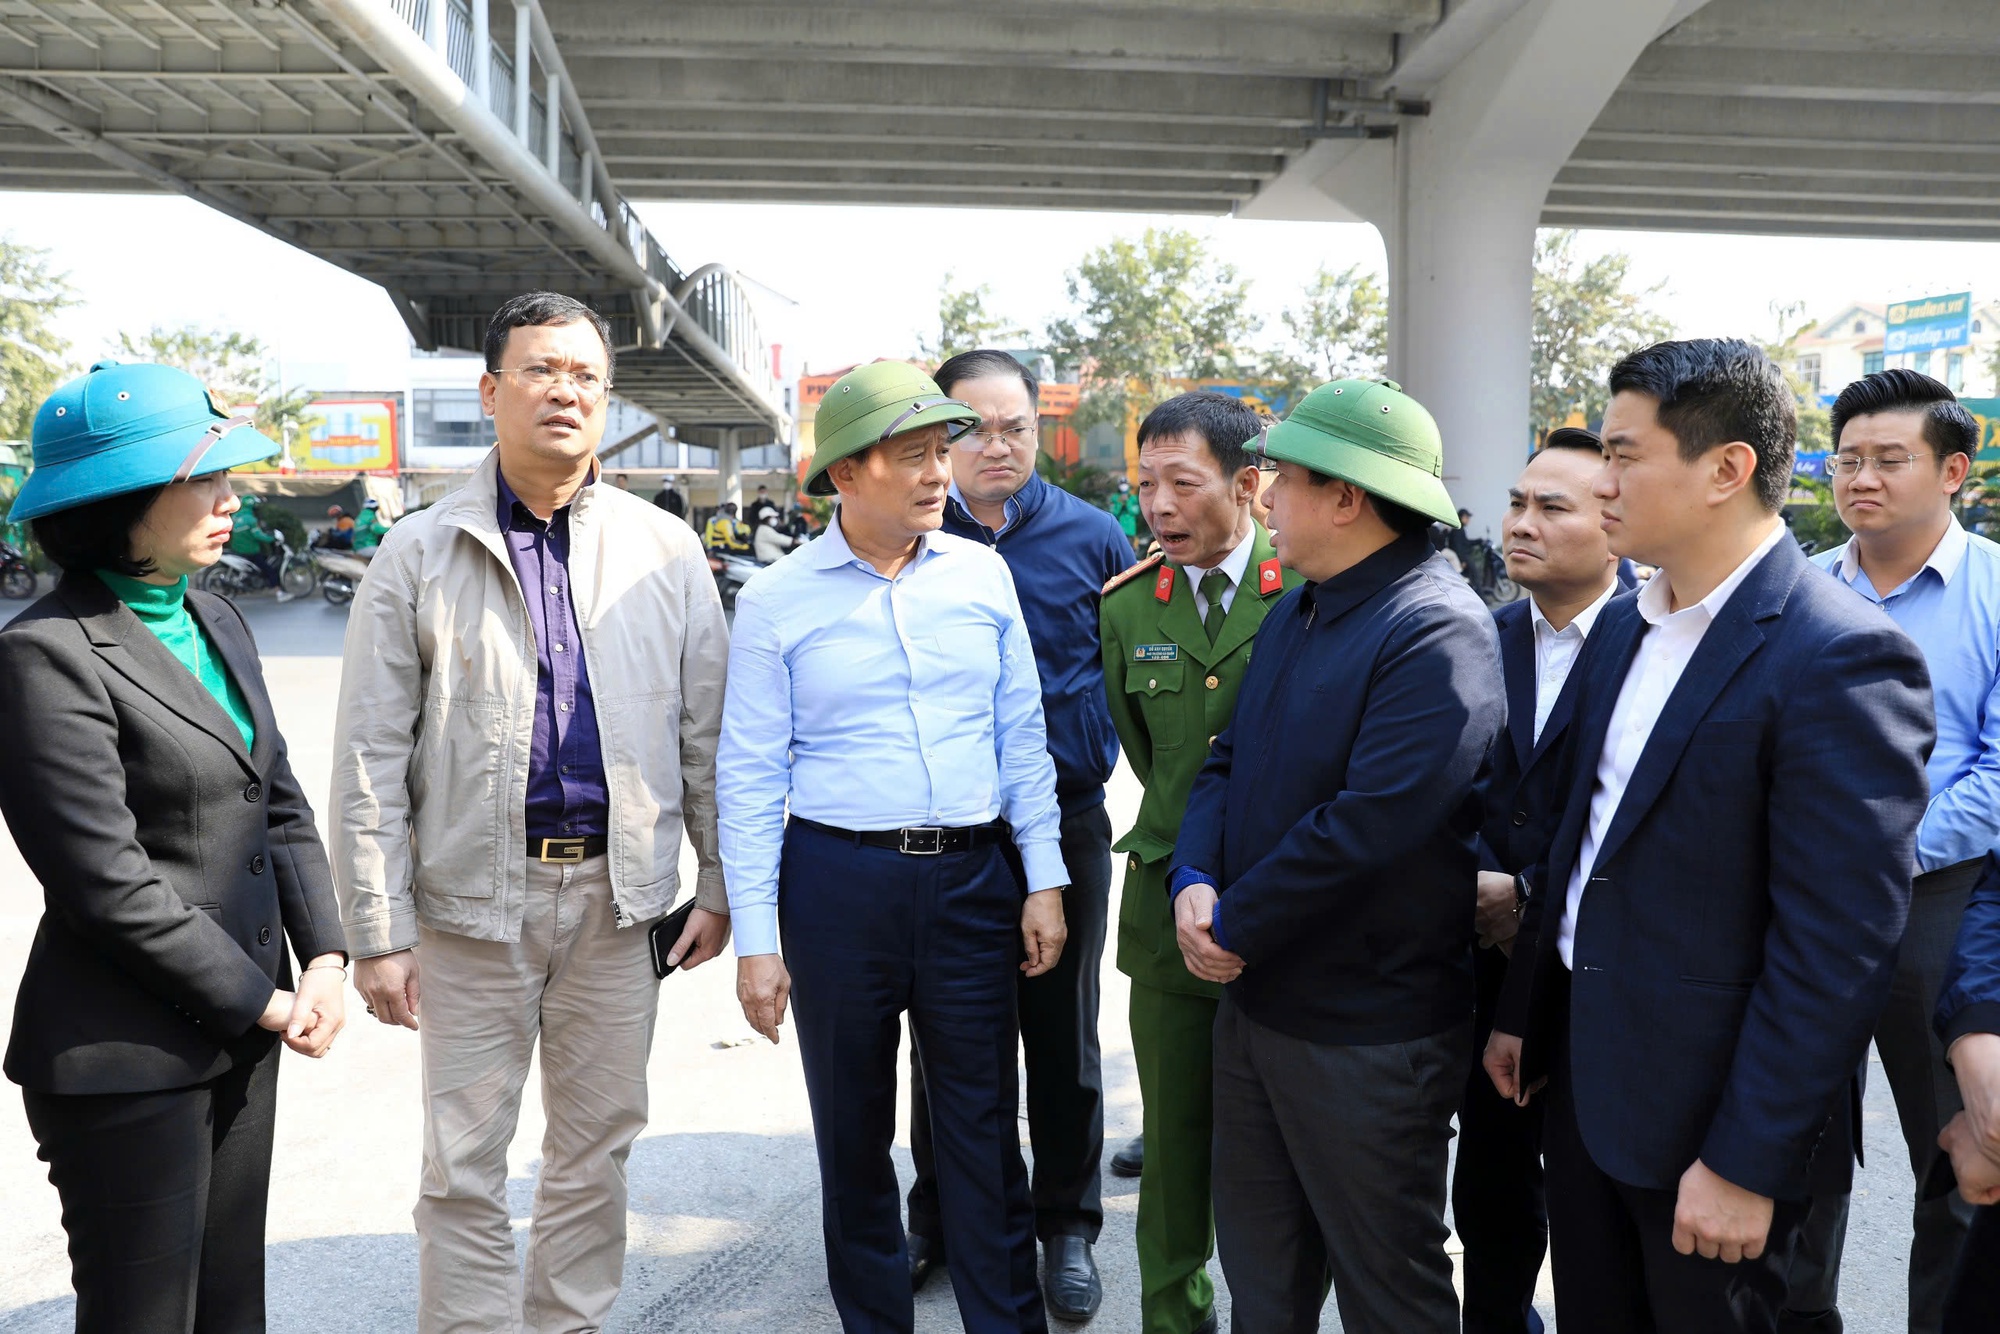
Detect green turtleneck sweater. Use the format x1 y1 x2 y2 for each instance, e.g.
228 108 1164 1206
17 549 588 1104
97 571 257 753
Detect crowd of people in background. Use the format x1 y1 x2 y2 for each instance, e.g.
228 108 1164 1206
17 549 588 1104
6 290 2000 1334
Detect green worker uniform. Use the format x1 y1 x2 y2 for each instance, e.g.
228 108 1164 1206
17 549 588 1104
1099 521 1300 1334
350 508 390 552
1108 489 1143 540
226 505 274 556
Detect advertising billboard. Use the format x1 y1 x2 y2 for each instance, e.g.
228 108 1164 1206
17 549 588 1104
299 397 398 472
1885 292 1972 355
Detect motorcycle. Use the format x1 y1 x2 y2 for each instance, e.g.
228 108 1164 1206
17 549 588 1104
708 550 760 610
197 528 317 600
0 539 37 600
1460 537 1521 607
311 547 373 607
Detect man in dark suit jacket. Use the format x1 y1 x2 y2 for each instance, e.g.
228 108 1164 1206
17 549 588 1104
1486 339 1935 1333
1457 429 1631 1334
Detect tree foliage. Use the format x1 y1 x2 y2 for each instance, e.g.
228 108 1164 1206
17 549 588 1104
0 238 77 440
916 275 1026 364
1531 229 1676 435
1262 263 1387 410
112 325 319 458
1761 299 1833 455
1045 228 1260 432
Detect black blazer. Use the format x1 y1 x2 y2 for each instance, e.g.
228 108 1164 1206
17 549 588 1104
1478 583 1634 879
1496 537 1932 1202
1 573 345 1095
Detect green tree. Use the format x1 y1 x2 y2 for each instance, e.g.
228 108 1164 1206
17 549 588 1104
112 325 319 459
0 238 78 440
1045 228 1260 433
1262 263 1387 411
916 275 1026 364
1531 229 1676 435
1761 299 1832 455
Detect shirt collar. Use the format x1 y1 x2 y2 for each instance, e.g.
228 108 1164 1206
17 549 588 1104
799 508 942 574
946 477 1027 533
1185 524 1257 590
1529 578 1618 641
496 466 591 531
1639 521 1788 627
1834 514 1969 589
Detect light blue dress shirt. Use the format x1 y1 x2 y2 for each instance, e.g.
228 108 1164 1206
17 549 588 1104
717 511 1067 956
1815 517 2000 872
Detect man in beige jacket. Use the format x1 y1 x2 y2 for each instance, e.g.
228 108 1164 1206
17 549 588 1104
331 291 730 1334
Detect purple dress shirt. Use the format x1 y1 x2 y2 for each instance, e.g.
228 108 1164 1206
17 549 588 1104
497 472 609 840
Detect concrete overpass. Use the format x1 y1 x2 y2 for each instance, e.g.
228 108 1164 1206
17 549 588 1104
2 0 1989 519
0 0 789 501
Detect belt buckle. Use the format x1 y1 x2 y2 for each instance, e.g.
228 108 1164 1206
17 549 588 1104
899 827 944 856
540 838 586 865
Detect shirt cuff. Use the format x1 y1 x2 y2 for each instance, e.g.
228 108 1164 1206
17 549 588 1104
1018 839 1068 894
1210 899 1232 952
731 903 780 957
1168 864 1217 900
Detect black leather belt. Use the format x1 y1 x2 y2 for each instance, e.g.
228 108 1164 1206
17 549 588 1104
792 817 1004 856
530 835 608 863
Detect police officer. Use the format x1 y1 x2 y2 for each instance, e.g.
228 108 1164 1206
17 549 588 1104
719 360 1069 1334
1100 391 1301 1334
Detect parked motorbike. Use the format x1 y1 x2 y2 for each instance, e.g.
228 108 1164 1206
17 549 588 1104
0 539 38 600
197 529 316 600
1460 537 1521 607
709 550 760 610
312 547 372 607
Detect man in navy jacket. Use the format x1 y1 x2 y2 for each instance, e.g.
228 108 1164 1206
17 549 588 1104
1487 339 1934 1333
1170 378 1505 1333
1459 429 1634 1334
903 348 1132 1315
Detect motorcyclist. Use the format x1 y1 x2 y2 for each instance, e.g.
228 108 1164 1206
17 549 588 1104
752 510 796 565
228 494 285 589
317 504 357 551
703 501 753 555
351 498 392 553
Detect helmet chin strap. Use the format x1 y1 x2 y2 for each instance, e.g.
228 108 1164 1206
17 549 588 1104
171 416 257 484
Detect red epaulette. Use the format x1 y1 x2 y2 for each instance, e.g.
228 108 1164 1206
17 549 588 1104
1256 556 1284 597
1101 551 1166 597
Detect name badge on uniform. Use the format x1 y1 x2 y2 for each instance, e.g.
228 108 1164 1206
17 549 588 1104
1133 644 1179 662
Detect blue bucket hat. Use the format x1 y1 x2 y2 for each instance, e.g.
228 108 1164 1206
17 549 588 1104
10 360 281 523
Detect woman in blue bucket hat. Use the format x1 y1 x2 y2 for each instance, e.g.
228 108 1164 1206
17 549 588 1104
0 361 349 1332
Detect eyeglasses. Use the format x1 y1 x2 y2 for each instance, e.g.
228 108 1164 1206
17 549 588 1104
1825 452 1934 477
491 364 611 406
955 424 1038 451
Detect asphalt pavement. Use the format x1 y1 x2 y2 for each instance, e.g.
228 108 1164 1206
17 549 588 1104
0 592 1921 1331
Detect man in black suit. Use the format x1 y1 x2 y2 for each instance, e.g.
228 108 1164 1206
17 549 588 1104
1456 428 1630 1334
1485 339 1935 1333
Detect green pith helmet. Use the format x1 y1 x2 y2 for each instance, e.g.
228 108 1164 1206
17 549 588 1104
1248 378 1460 527
804 361 980 497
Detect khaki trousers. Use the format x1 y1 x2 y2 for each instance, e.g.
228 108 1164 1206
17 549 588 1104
414 855 660 1334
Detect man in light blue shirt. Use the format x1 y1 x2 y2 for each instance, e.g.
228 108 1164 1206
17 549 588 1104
718 360 1068 1334
1795 369 1998 1334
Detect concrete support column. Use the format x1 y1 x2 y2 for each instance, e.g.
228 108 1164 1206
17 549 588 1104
543 71 562 176
1266 0 1710 535
717 430 743 510
470 0 490 103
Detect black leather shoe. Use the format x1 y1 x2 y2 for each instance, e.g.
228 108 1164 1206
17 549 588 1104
1109 1134 1144 1178
908 1232 942 1292
1043 1235 1103 1321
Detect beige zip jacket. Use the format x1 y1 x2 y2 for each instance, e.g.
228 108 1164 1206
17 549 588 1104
329 450 729 957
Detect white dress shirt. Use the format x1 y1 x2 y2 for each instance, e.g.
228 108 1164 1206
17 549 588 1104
1528 582 1618 745
1558 523 1789 967
716 512 1066 957
1186 526 1256 622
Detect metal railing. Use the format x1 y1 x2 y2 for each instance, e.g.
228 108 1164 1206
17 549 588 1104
383 0 779 408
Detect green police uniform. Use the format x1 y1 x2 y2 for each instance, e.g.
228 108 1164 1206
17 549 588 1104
1099 522 1301 1334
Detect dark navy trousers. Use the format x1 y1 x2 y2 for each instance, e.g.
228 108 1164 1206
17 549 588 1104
780 820 1046 1334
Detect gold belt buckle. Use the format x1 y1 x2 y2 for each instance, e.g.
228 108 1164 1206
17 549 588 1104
539 838 586 864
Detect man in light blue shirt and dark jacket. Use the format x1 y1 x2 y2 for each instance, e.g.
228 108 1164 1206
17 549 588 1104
1791 369 2000 1334
718 360 1070 1334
